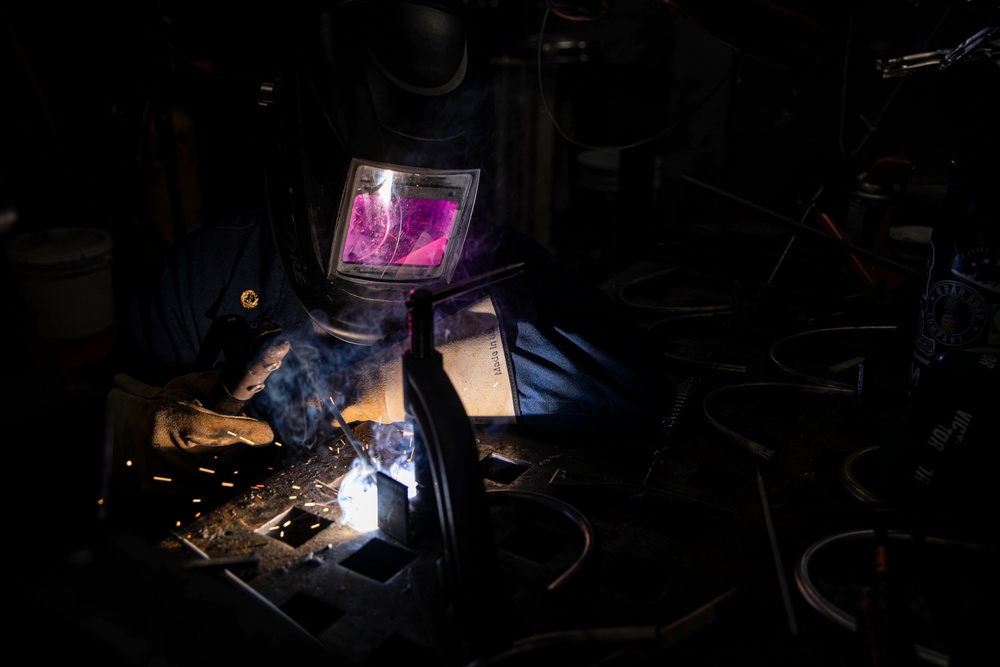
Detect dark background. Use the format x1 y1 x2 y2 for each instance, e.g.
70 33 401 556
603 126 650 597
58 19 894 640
2 2 997 664
2 1 997 343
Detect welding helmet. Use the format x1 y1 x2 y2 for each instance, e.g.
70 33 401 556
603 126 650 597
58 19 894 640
261 0 496 345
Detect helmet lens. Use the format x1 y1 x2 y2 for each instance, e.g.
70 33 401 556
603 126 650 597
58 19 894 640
332 159 478 282
343 194 458 268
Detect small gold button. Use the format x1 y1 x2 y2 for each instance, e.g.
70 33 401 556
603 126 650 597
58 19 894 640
240 289 259 309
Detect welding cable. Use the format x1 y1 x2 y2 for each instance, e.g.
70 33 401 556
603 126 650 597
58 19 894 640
465 585 742 667
768 325 898 391
463 625 659 667
485 489 596 593
702 382 856 461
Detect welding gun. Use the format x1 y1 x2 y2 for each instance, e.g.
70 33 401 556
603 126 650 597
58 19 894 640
195 315 291 415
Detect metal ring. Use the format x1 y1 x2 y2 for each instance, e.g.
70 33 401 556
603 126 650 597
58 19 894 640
768 325 897 390
839 444 886 502
486 489 596 594
795 529 953 666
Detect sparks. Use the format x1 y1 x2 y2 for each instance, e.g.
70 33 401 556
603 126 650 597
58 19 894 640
153 476 172 482
198 467 215 474
221 482 234 488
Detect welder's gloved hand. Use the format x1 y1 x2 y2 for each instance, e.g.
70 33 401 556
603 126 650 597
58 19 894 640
107 371 274 489
334 295 517 425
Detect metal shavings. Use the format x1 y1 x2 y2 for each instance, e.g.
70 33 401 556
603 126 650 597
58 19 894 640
828 356 865 374
226 430 256 445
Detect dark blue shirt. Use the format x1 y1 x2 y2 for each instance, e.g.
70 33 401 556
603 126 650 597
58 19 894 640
121 209 667 446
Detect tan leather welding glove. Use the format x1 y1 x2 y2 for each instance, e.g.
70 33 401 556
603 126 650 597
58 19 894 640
336 295 516 425
107 372 274 489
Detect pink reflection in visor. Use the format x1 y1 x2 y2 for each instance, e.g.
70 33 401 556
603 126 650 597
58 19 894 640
342 194 458 267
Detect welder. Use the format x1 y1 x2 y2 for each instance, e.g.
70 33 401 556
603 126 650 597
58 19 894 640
105 1 668 507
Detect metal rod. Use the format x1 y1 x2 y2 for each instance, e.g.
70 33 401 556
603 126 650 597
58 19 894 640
680 175 923 280
429 262 527 304
756 467 799 637
327 397 376 471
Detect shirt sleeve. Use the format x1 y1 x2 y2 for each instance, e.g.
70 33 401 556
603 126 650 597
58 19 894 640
486 231 668 434
116 213 263 385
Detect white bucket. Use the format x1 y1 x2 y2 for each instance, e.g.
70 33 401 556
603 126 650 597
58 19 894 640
4 227 115 339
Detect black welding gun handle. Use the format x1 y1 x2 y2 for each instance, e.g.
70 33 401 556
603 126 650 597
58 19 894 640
209 337 291 415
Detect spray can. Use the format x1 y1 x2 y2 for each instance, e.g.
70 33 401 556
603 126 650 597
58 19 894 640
846 156 912 253
847 176 897 253
909 150 1000 391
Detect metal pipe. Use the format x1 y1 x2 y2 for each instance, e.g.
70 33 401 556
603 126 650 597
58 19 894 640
486 488 597 593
